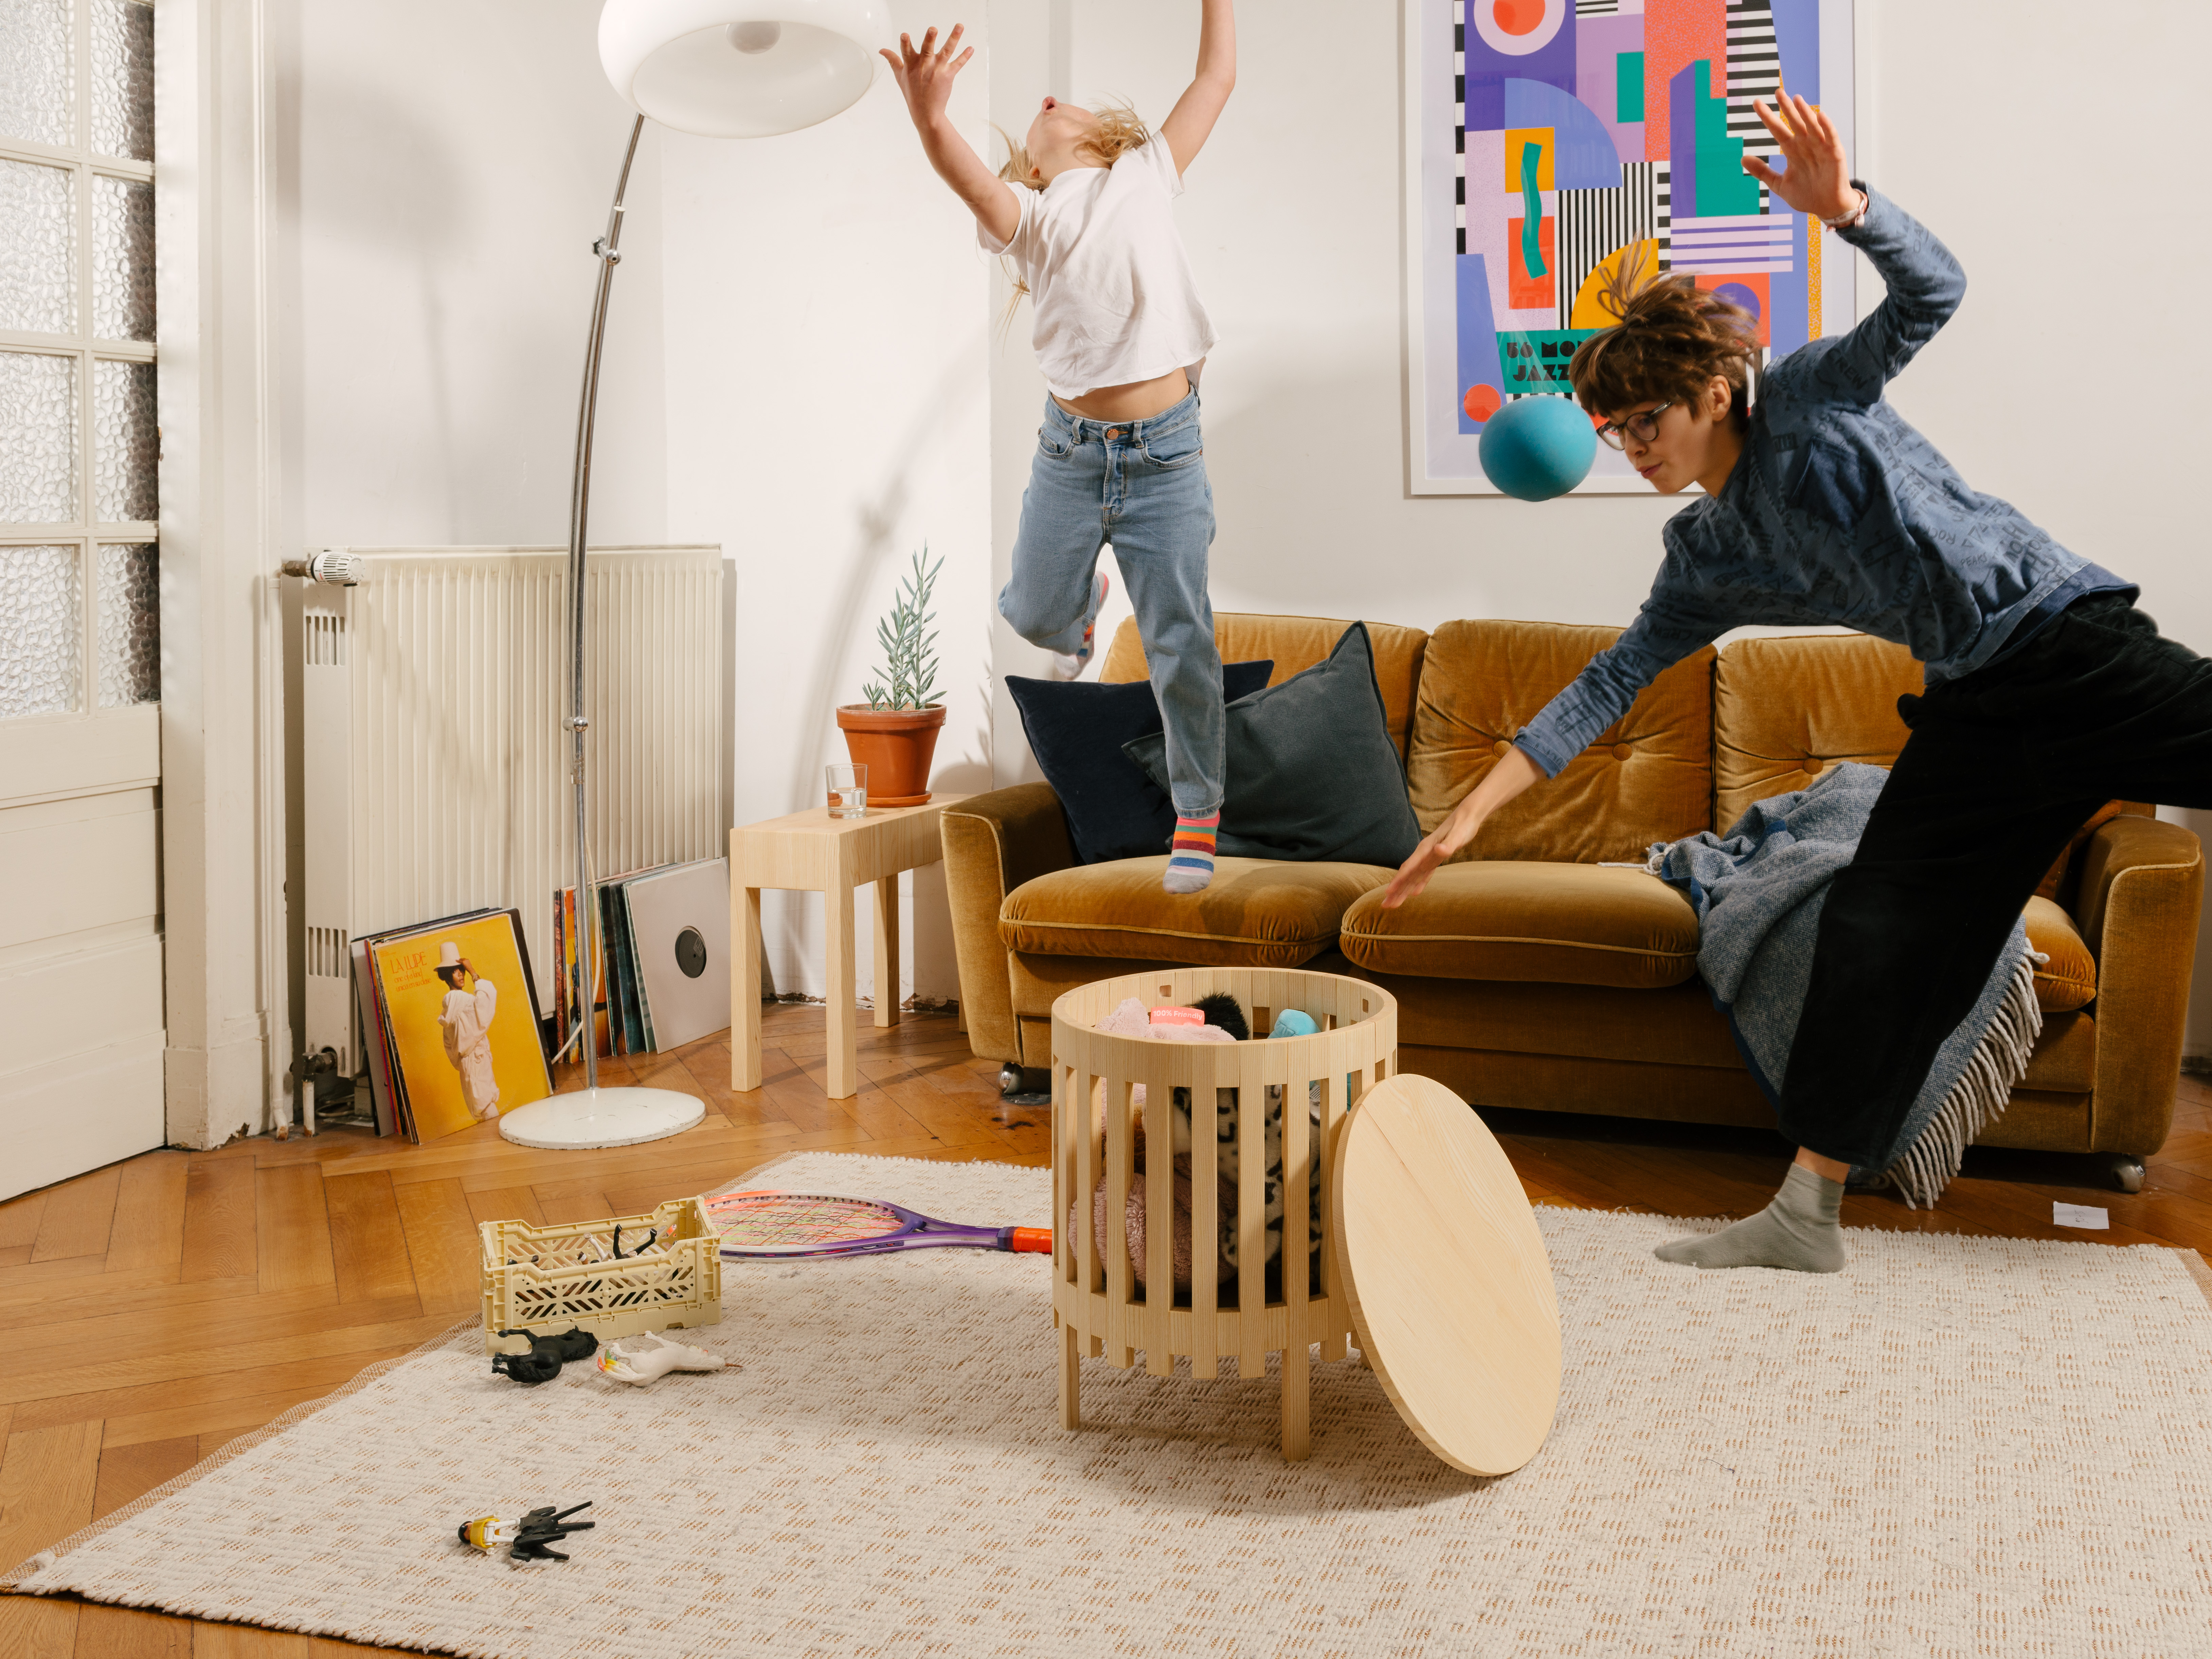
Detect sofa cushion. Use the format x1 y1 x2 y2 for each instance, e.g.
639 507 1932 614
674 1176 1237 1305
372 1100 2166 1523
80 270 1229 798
1005 660 1275 865
1712 632 1919 830
1125 623 1424 867
2024 895 2096 1013
1405 619 1716 865
1001 858 1391 968
1339 862 1700 988
1100 612 1432 760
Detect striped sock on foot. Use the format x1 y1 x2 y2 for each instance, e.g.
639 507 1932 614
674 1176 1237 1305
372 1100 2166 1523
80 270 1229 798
1164 811 1220 894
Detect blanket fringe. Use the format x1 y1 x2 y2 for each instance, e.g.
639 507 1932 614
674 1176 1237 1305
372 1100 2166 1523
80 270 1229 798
1867 953 2044 1210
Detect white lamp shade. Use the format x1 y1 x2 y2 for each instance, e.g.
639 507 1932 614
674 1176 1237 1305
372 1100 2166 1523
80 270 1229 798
600 0 889 138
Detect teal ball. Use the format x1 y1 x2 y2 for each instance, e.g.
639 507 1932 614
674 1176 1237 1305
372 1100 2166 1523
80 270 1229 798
1477 395 1598 501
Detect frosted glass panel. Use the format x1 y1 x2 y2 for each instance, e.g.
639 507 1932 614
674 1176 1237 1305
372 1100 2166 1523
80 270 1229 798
0 0 72 149
0 544 82 717
94 357 156 522
92 173 153 340
89 0 151 160
0 351 79 523
96 540 157 705
0 158 75 335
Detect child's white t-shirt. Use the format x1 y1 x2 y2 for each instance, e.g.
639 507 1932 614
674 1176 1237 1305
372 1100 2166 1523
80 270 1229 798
980 137 1218 400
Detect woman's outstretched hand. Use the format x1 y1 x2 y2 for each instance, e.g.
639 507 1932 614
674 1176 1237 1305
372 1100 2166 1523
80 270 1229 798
1383 825 1456 909
1742 92 1859 223
880 24 974 129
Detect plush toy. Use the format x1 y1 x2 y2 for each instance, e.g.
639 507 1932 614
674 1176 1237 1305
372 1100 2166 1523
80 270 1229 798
1074 994 1325 1296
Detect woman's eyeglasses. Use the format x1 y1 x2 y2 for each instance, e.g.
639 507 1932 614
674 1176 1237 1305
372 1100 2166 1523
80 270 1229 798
1595 401 1675 450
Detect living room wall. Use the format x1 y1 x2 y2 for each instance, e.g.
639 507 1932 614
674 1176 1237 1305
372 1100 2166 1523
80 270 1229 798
275 0 2212 1047
281 0 991 1011
989 0 2212 1057
654 22 994 1011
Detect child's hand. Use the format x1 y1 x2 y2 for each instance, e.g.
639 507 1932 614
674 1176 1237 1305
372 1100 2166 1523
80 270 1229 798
1742 93 1859 223
880 24 974 131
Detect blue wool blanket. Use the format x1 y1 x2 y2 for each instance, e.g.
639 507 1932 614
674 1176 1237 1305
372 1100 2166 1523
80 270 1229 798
1647 762 2044 1207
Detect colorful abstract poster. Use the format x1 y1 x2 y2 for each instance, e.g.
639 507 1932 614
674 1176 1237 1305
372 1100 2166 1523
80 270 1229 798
1404 0 1858 494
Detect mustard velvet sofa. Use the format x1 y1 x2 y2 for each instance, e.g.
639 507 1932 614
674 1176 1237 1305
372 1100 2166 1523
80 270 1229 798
942 613 2205 1173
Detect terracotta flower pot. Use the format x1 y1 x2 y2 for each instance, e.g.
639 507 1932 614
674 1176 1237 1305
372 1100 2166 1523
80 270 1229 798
835 704 947 808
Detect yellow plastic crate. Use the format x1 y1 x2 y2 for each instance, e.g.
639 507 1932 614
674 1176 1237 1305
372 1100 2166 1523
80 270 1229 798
479 1196 723 1354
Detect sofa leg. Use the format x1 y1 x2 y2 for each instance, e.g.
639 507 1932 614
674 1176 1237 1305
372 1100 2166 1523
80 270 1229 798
2107 1154 2146 1195
999 1062 1052 1105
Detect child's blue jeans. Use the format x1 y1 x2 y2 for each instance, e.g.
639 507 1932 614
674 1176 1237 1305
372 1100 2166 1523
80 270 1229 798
1000 389 1225 817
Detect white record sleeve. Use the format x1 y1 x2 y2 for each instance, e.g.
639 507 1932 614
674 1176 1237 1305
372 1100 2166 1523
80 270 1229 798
624 858 733 1051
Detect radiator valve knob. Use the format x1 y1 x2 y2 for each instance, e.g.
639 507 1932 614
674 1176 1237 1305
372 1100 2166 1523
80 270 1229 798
280 550 366 586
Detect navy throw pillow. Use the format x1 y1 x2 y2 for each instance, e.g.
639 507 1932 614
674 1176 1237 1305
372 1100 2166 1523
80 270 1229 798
1123 623 1421 867
1006 661 1275 865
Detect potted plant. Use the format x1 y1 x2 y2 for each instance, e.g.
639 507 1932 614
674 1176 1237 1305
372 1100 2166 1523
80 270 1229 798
836 547 946 806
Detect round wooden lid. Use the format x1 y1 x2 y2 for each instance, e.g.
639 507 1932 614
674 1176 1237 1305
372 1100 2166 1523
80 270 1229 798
1331 1074 1561 1476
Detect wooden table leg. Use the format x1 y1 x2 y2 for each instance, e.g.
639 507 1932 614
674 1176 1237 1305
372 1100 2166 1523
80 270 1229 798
734 885 763 1091
873 873 900 1030
825 880 858 1099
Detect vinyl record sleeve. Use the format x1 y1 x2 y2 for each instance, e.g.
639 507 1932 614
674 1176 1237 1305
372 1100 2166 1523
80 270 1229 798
367 908 551 1142
624 858 732 1051
349 938 397 1137
356 905 503 1142
601 880 647 1056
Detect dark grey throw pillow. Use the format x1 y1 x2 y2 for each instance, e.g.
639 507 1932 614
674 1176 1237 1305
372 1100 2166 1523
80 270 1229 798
1122 622 1422 867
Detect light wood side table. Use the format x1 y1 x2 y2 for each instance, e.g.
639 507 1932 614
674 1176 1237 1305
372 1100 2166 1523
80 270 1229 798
732 794 969 1100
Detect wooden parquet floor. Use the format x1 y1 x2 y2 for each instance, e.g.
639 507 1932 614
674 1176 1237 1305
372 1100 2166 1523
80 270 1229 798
4 1004 2211 1656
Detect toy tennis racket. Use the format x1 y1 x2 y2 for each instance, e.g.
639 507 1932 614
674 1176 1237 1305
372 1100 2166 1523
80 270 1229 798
703 1189 1052 1259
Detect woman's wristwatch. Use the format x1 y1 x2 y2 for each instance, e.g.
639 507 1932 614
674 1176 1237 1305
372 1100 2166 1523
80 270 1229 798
1821 182 1870 231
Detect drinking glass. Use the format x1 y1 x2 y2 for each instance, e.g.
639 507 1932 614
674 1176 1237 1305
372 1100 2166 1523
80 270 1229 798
826 763 867 818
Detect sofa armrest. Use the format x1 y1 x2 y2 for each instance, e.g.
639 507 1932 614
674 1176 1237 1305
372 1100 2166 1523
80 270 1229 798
2072 815 2205 1155
939 784 1078 1064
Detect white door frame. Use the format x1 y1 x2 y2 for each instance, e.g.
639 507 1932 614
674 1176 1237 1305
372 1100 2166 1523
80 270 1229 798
156 0 290 1149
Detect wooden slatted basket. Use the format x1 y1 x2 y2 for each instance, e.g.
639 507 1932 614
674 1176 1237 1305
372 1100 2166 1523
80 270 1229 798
1049 968 1397 1460
479 1196 723 1353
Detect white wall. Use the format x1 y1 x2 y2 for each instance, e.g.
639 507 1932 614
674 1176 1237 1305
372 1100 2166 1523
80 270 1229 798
276 0 991 1009
992 0 2212 1051
658 6 993 1005
284 0 669 550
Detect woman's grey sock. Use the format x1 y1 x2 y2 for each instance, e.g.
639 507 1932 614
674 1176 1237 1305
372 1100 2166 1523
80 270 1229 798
1652 1162 1846 1273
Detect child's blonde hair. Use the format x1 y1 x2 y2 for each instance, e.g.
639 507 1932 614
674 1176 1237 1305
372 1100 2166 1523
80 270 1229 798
994 100 1151 192
993 102 1151 327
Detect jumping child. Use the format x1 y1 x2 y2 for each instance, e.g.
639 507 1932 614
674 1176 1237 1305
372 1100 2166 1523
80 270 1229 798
1386 93 2212 1272
883 4 1235 893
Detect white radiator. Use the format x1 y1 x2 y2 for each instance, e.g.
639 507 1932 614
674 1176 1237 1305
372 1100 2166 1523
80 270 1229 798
292 545 729 1076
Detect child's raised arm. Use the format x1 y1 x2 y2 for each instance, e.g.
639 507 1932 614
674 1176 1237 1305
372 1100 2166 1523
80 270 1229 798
881 25 1020 248
1158 0 1235 175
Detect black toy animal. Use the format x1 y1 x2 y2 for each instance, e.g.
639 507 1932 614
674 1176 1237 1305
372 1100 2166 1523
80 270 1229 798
488 1325 598 1386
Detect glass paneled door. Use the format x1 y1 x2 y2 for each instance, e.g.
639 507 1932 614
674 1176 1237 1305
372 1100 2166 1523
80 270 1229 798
0 0 166 1198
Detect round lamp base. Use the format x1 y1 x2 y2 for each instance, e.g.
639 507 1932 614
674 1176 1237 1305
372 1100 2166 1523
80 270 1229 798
498 1086 706 1150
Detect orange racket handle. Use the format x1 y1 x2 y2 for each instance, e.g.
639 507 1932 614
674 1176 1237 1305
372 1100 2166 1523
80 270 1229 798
1007 1227 1054 1254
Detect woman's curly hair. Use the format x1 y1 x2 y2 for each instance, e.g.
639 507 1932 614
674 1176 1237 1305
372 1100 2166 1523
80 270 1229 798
1566 246 1759 428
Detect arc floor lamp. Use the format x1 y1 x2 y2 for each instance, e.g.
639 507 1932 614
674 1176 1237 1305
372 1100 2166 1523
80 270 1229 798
498 0 889 1151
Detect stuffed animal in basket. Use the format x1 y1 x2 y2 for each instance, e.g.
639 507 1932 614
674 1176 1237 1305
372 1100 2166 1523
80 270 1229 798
1070 995 1326 1294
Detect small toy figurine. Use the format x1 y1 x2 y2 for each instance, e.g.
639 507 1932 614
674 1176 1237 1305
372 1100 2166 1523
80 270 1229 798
597 1332 732 1385
459 1501 596 1563
489 1325 598 1386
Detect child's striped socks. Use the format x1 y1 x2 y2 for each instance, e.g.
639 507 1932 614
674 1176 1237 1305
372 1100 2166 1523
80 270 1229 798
1164 810 1220 894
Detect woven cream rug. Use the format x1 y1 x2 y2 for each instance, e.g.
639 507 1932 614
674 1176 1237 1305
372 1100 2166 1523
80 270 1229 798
10 1151 2212 1657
